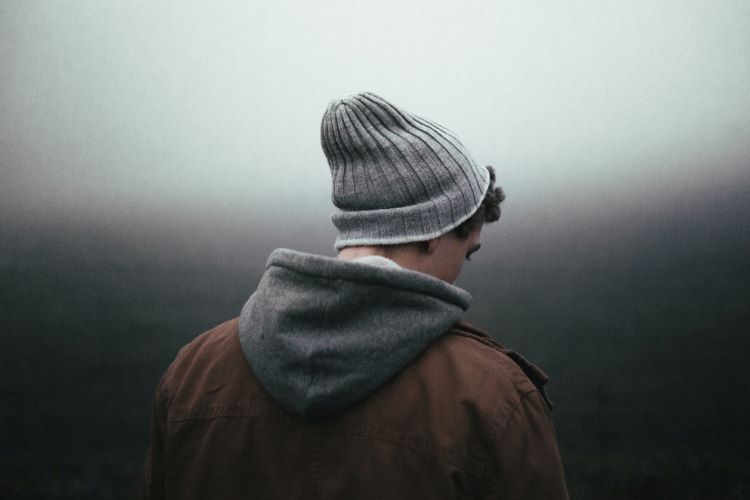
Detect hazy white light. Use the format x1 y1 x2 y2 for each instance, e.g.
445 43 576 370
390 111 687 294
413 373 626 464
1 0 748 223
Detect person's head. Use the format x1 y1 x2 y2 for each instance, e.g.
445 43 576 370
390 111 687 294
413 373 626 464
321 92 505 283
338 166 504 283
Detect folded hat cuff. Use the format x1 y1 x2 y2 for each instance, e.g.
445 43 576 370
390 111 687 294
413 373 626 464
332 169 490 250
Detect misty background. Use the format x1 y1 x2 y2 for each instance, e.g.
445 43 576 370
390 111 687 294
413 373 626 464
1 1 749 498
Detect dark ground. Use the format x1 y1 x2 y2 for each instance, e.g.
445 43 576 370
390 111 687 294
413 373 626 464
1 178 749 499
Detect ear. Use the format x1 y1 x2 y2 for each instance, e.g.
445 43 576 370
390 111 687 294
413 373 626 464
425 236 441 255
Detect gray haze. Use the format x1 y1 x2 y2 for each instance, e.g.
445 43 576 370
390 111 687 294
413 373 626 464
2 0 749 237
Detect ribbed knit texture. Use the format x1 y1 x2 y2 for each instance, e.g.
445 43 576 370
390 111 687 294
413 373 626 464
320 92 491 250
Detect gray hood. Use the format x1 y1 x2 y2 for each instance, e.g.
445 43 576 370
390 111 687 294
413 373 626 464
238 248 472 419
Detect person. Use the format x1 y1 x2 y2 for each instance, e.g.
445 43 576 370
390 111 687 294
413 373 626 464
140 92 569 499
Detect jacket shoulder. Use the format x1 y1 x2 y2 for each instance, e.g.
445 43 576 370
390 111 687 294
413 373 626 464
171 317 240 367
441 320 553 410
160 317 262 416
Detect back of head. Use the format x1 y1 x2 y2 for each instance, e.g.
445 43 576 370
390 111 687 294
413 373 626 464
320 92 492 250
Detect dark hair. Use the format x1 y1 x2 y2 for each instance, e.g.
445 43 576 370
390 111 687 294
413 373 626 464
452 165 505 239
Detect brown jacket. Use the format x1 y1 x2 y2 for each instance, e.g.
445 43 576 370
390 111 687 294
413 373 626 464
141 318 568 499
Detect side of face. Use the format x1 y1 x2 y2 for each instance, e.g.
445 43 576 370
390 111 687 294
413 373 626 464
422 226 482 284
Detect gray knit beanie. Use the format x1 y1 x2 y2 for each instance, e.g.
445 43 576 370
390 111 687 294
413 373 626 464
320 92 491 250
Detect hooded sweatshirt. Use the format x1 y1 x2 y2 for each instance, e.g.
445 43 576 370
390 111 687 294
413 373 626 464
238 248 472 419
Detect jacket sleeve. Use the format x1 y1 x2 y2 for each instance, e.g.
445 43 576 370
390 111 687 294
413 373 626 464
487 390 569 499
140 371 170 500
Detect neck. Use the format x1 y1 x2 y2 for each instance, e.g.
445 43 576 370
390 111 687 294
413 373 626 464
337 246 387 261
338 244 430 276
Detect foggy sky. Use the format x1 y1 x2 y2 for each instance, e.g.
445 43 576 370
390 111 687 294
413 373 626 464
1 1 749 230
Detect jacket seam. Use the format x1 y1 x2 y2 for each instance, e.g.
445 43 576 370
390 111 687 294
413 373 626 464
450 330 507 357
342 428 487 475
168 413 288 424
492 390 539 435
166 412 484 476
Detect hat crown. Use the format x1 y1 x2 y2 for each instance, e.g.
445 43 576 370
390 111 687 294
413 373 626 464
320 92 490 249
